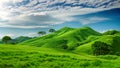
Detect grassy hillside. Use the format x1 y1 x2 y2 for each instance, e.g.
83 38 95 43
103 30 120 35
20 27 101 50
14 36 32 43
74 34 120 55
0 45 120 68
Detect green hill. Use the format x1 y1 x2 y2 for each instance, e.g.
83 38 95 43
103 30 120 35
74 34 120 55
20 27 101 49
14 36 32 43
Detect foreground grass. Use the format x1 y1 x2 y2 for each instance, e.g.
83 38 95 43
0 45 120 68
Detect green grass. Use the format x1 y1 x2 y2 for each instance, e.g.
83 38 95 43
0 44 120 68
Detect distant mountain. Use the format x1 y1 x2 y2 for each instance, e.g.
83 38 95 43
20 26 101 50
0 36 32 44
103 30 120 35
13 36 32 43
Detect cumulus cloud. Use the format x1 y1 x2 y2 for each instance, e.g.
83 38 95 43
0 0 120 28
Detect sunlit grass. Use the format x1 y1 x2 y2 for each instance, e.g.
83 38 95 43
0 44 120 68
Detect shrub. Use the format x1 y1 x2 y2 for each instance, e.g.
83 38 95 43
2 36 12 44
61 44 68 49
49 29 56 33
58 39 68 49
92 41 112 55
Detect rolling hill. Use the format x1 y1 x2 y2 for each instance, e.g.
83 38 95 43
74 34 120 55
20 27 101 50
14 36 32 43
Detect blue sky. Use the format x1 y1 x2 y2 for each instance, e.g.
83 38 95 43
0 0 120 38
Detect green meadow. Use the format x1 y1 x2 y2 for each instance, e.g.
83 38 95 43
1 45 120 68
0 27 120 68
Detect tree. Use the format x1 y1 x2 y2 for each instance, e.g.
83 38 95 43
38 31 46 36
92 41 111 55
2 36 12 44
49 29 56 33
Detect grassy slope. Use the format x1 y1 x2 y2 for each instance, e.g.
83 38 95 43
19 27 75 46
0 45 120 68
20 27 101 49
14 36 32 43
74 34 120 55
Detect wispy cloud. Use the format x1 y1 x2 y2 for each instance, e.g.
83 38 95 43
78 17 109 25
0 0 119 28
23 32 38 37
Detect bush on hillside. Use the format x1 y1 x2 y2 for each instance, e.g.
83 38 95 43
92 41 112 55
58 39 68 49
111 36 120 55
49 29 56 33
2 36 12 44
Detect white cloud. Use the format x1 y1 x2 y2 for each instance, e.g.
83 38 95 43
13 0 23 3
78 17 109 25
0 33 15 39
0 25 49 29
0 7 114 28
0 0 119 28
23 32 38 37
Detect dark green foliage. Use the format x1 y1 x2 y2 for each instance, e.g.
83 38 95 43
0 41 3 44
115 52 120 56
111 36 120 55
60 40 68 49
2 36 12 44
49 29 56 33
92 41 111 55
103 30 119 35
38 31 46 36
